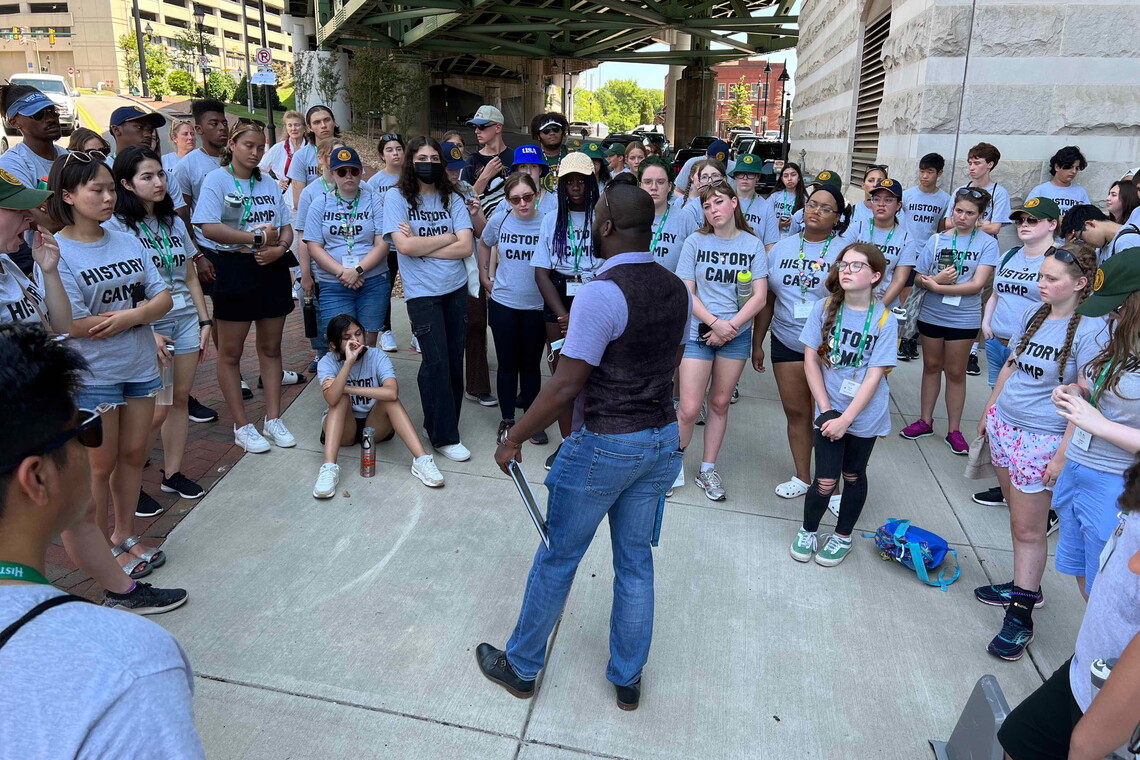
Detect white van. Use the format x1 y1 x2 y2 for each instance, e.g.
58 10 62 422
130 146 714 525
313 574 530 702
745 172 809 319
6 73 77 135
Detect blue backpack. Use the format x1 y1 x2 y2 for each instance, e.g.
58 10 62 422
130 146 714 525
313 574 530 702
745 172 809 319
867 519 960 591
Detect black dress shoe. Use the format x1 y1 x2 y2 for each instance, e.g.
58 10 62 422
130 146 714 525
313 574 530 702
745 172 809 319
615 678 641 711
475 643 534 699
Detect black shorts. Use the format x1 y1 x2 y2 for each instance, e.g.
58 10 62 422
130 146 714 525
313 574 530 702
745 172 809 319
917 320 977 342
212 249 295 322
319 417 396 446
542 274 577 324
998 658 1082 760
770 333 804 364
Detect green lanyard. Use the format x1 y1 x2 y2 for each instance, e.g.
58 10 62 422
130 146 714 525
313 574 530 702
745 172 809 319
139 219 175 284
567 212 586 273
1089 361 1114 407
797 233 834 301
226 166 254 226
650 204 671 257
949 227 977 276
872 223 896 252
334 191 360 254
743 195 757 220
830 303 875 368
0 561 50 585
780 190 792 218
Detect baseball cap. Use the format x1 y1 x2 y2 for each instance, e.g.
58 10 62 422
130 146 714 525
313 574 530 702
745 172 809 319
706 139 730 164
1079 249 1140 317
5 91 55 120
110 105 166 129
510 145 549 176
439 141 467 171
0 168 51 210
1010 196 1061 221
729 153 763 177
808 169 842 189
537 119 563 132
328 146 362 171
467 105 504 126
604 144 625 157
565 137 583 152
559 151 594 178
1124 166 1140 180
869 177 903 200
579 141 606 160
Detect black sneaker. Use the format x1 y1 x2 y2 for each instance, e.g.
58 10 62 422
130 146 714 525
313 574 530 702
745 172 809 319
730 385 740 404
545 443 562 471
615 678 641 711
1047 509 1060 536
103 582 188 615
465 392 499 407
966 353 981 376
897 340 910 361
241 380 253 400
135 489 164 518
187 395 218 423
905 338 920 360
161 471 205 499
475 643 534 699
972 486 1006 507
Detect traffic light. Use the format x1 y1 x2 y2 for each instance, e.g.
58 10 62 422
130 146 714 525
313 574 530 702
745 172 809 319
48 28 55 46
11 27 20 41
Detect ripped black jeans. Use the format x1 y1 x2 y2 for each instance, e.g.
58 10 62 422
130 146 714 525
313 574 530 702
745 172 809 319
802 430 877 536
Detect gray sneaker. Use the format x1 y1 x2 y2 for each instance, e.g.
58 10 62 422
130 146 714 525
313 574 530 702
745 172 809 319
694 469 725 501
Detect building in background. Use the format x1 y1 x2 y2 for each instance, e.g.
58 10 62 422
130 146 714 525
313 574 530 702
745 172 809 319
0 0 293 92
712 57 787 138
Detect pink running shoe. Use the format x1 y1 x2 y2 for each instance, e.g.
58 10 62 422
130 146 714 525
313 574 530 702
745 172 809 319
946 430 969 455
900 419 933 440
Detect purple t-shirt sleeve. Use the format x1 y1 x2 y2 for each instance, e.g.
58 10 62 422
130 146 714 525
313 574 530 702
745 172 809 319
560 280 627 366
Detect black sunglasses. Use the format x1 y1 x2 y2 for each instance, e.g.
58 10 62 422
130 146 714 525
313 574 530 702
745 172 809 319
30 106 59 121
956 188 985 200
379 133 403 145
333 167 361 177
0 409 103 475
867 164 889 174
540 127 562 135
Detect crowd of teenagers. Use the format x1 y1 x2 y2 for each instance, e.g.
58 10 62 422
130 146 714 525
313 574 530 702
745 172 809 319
0 82 1139 756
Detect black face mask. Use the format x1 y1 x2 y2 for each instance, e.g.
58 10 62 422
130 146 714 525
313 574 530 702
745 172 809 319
413 161 444 184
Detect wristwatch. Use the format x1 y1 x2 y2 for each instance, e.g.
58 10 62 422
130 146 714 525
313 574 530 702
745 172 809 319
252 228 265 248
354 265 365 275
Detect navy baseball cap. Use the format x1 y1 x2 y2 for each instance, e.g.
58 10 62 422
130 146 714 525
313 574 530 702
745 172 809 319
329 146 363 171
706 139 730 163
5 91 54 120
439 141 467 171
110 105 166 129
869 177 903 200
509 144 549 176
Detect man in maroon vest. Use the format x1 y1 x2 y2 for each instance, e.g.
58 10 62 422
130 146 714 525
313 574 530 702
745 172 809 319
479 183 691 711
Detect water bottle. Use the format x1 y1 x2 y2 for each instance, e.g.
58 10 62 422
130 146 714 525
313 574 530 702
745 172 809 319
156 344 175 406
303 295 318 338
736 270 753 309
217 192 246 251
360 427 376 477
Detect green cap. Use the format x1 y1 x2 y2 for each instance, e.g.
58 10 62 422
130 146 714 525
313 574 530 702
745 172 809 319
808 169 842 189
729 153 763 177
604 144 625 157
1010 196 1061 222
566 137 583 151
579 141 606 160
1079 249 1140 317
0 168 51 210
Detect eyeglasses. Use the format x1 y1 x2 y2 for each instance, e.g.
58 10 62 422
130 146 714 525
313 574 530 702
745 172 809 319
836 260 869 273
0 409 103 475
63 149 108 167
508 192 535 205
804 201 837 214
869 195 898 205
379 133 403 145
956 188 986 200
333 167 361 177
540 127 562 135
29 106 59 121
1013 215 1041 226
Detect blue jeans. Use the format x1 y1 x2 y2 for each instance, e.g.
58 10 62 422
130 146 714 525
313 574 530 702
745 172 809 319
986 337 1012 387
318 271 392 337
505 423 682 686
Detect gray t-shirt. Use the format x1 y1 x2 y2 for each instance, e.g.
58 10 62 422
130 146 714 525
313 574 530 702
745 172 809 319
953 181 1012 227
482 211 544 311
0 586 204 760
675 230 768 341
366 170 400 193
1066 356 1140 476
766 232 845 349
531 209 600 278
850 201 874 229
303 186 385 283
991 247 1044 340
650 197 698 274
0 253 47 325
851 221 919 308
317 347 397 418
104 215 197 321
767 189 800 240
901 186 951 242
1028 181 1090 216
285 142 319 185
173 148 222 249
739 194 780 247
915 229 1001 329
57 229 169 385
1103 224 1140 266
294 178 331 235
996 309 1106 435
800 298 898 437
382 188 472 299
0 142 67 188
192 167 293 251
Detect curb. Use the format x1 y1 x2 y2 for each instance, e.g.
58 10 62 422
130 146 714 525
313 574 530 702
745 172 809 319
117 93 192 118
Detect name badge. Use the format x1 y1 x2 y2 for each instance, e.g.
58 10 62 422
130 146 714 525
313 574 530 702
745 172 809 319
1071 427 1092 451
942 295 961 307
171 293 187 311
793 300 815 320
565 281 582 296
342 253 360 271
839 378 861 397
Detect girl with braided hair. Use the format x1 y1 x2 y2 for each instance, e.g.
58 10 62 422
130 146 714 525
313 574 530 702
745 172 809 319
790 242 896 566
974 243 1105 662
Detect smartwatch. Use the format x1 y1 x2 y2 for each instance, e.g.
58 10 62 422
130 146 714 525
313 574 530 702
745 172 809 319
252 228 265 248
355 265 365 276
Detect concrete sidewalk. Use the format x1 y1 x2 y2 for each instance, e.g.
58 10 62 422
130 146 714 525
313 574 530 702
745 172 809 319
149 309 1086 759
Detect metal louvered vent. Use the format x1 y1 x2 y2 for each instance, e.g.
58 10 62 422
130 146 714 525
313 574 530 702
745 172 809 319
851 11 890 182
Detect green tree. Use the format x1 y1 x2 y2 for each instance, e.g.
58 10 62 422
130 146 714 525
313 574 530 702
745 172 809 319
344 49 429 135
205 70 238 103
595 79 643 132
168 69 196 96
117 32 171 94
726 76 752 128
171 28 217 72
573 89 602 124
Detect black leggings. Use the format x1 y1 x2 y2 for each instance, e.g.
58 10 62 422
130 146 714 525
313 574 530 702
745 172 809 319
380 251 400 333
487 298 546 419
803 430 877 536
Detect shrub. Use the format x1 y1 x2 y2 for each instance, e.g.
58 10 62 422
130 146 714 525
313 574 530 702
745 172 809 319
168 69 195 97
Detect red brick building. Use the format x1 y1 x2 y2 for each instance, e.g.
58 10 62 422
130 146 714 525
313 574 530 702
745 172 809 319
712 57 788 139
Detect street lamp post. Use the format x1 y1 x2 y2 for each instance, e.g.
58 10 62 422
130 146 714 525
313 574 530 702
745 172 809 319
131 0 150 97
777 67 791 161
762 61 771 137
193 4 207 95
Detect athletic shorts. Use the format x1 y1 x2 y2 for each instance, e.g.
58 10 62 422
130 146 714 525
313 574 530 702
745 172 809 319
997 658 1081 760
770 333 804 364
917 320 977 341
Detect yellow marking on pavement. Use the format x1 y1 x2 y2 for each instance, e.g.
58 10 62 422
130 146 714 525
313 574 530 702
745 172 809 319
76 102 99 132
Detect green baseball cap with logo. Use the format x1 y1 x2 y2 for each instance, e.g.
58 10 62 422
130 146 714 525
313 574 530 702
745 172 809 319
566 137 583 152
808 169 842 189
1079 249 1140 317
729 153 763 177
0 168 51 210
580 141 606 160
1010 196 1061 222
604 144 625 157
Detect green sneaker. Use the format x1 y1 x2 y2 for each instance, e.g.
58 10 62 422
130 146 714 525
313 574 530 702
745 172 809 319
815 534 853 567
789 528 817 562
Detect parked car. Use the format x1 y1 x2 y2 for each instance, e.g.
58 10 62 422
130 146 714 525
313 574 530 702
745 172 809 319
567 121 592 139
734 137 783 163
689 135 717 152
632 129 671 157
601 133 642 151
726 126 753 143
729 132 759 157
672 147 705 178
6 74 77 135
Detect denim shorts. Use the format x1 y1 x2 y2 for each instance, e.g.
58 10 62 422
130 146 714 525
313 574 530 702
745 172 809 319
318 271 391 334
76 376 163 412
985 337 1012 388
153 313 200 355
1052 459 1125 593
683 328 752 361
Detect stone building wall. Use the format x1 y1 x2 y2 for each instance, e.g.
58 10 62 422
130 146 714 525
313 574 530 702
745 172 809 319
792 0 1140 220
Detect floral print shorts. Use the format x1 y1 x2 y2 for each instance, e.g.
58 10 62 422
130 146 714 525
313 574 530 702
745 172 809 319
985 405 1062 494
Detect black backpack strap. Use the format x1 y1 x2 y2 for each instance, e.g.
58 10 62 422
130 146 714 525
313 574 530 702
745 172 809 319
0 594 90 650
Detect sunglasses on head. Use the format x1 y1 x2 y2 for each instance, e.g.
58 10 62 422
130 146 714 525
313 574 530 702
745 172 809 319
867 164 889 174
63 149 108 167
0 409 103 475
957 188 985 200
334 167 361 178
508 192 535 205
380 133 403 145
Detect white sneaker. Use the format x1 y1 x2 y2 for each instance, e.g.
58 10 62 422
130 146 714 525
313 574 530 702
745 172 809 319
379 331 398 352
411 455 445 487
435 441 471 462
262 417 296 448
313 463 339 498
411 336 421 353
241 379 251 391
234 423 270 453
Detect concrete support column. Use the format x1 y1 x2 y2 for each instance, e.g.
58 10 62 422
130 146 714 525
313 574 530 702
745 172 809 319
664 32 689 147
522 58 546 132
563 72 579 119
294 49 352 127
391 54 429 136
486 85 502 109
674 65 716 150
283 14 313 57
